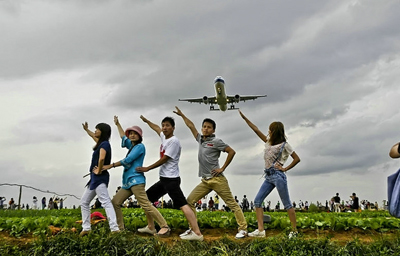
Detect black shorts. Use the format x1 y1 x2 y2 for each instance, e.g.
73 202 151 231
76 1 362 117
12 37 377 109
146 176 187 209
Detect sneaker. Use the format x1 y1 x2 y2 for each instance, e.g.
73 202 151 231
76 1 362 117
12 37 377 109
180 231 204 241
235 230 247 239
179 229 192 237
138 225 157 235
248 229 265 237
288 231 298 239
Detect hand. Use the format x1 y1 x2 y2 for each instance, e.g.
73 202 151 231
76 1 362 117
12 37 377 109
114 116 120 126
211 168 223 177
92 166 102 175
173 106 183 116
82 122 89 131
140 115 148 123
136 166 150 173
274 162 285 172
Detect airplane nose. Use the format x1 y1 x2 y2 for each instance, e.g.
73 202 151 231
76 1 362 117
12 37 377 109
214 76 224 84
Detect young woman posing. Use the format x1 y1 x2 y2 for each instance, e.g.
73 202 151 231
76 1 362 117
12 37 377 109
93 116 170 236
238 110 300 238
81 122 119 236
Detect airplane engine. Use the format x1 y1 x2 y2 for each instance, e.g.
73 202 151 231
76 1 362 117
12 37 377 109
234 94 240 103
202 96 209 104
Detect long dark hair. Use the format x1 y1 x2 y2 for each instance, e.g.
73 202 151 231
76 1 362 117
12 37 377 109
93 123 111 150
268 121 287 146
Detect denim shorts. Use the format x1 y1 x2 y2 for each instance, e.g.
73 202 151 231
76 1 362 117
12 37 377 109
254 167 292 210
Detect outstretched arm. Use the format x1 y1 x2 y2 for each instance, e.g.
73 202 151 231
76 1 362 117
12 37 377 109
140 115 162 136
238 110 267 142
136 155 170 173
114 116 125 138
82 122 98 142
211 146 236 177
173 106 199 139
93 161 122 174
390 142 400 159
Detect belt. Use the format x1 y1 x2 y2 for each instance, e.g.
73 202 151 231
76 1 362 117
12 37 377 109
264 168 277 176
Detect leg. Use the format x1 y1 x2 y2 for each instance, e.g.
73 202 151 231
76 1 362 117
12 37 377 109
211 176 247 231
181 204 201 236
80 187 97 231
112 188 132 230
287 207 297 231
95 184 119 232
131 184 169 235
145 181 167 229
161 177 202 237
253 179 275 231
274 172 296 231
186 180 212 215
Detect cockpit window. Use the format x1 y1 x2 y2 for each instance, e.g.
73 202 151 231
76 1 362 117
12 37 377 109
214 77 224 84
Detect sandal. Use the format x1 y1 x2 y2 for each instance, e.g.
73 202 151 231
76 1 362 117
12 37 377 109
156 226 171 238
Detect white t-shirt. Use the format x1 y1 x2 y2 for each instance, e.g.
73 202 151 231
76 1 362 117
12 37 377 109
159 132 181 178
264 141 294 168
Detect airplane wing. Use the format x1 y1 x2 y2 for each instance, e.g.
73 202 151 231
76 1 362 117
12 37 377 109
178 96 217 104
226 95 267 103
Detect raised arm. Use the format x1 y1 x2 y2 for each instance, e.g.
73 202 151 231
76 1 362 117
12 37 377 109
140 115 162 136
82 122 98 142
173 106 199 139
389 142 400 159
114 116 125 138
238 110 267 142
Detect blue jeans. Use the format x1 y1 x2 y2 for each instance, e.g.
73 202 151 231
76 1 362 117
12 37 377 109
254 168 292 210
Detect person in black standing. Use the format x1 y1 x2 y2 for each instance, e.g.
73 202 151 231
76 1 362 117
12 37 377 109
350 193 360 212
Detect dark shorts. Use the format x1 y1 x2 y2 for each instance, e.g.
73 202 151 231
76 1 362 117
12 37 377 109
146 176 187 209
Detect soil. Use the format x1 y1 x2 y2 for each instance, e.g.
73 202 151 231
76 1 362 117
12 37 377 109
1 228 397 247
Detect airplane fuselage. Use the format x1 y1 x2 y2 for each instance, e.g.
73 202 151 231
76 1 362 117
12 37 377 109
214 80 227 111
178 76 266 111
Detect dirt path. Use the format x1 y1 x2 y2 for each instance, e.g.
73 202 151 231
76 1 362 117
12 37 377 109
1 228 397 246
131 228 398 246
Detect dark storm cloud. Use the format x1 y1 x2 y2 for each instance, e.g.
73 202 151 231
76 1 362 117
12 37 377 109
1 0 400 205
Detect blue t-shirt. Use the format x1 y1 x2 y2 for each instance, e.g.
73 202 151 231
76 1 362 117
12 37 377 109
120 136 146 189
87 141 111 190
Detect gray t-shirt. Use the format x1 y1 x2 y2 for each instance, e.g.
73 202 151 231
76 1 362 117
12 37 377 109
196 133 229 178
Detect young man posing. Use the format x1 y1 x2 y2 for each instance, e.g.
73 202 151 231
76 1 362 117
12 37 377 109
136 115 203 241
173 107 248 239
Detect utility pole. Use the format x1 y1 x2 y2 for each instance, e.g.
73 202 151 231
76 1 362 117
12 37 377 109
18 185 22 210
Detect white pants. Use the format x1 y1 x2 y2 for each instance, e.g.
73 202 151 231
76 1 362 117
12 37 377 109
80 183 119 232
334 202 341 212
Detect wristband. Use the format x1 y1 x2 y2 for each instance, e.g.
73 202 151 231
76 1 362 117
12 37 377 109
398 143 400 154
112 163 115 168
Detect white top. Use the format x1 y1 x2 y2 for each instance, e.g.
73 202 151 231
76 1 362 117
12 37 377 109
264 141 294 168
159 132 181 178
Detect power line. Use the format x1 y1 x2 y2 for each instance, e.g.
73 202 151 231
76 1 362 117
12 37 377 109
0 183 80 200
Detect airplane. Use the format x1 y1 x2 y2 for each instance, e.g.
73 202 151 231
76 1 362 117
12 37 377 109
178 76 267 111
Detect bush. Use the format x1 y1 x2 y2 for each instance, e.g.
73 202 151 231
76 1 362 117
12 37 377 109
308 204 319 212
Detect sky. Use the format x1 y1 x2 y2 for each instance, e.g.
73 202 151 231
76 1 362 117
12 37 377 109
1 0 400 210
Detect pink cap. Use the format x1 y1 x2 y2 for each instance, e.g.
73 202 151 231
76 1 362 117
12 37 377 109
125 126 143 138
90 211 106 220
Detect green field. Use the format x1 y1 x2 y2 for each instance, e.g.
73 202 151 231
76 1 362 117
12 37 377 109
1 209 400 255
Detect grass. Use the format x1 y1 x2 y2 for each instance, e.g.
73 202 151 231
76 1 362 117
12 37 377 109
2 230 400 256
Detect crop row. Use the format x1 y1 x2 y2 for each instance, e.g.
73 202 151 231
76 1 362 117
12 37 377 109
1 209 400 237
